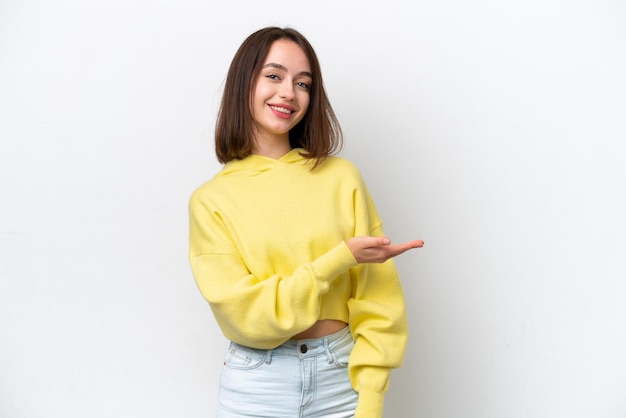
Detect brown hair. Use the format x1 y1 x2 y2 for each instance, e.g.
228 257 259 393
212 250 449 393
214 27 342 167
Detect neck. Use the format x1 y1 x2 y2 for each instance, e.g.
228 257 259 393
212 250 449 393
252 136 292 160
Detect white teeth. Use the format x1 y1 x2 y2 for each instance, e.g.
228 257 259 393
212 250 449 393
270 105 293 114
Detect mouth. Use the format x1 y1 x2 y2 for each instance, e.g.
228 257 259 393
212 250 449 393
269 104 295 115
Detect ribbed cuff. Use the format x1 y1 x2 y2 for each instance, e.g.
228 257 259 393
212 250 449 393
354 388 385 418
311 241 358 285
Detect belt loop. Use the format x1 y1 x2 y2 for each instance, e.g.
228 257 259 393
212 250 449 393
324 338 333 364
265 349 273 365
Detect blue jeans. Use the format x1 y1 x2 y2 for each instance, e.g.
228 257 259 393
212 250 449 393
217 326 358 418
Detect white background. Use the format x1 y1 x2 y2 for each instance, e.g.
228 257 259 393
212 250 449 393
1 0 625 417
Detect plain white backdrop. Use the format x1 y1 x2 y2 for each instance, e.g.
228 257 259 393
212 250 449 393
1 0 625 417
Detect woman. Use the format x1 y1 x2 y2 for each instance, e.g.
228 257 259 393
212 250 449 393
189 26 424 418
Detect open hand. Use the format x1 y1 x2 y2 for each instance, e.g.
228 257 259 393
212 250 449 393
347 236 424 263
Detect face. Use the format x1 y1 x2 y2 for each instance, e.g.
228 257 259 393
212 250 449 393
251 39 312 146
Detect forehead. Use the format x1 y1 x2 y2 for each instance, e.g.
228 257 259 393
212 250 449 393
263 39 311 72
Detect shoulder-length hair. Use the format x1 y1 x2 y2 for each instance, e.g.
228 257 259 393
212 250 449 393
215 27 342 167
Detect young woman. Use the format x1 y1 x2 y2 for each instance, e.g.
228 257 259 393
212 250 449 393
189 26 424 418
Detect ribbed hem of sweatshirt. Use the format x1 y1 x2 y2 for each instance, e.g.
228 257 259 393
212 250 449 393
354 388 385 418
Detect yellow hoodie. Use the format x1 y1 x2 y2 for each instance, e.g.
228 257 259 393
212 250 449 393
189 149 408 417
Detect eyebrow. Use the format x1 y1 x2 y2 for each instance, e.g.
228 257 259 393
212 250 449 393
263 63 313 78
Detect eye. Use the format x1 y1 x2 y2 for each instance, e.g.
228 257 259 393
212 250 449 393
296 81 310 90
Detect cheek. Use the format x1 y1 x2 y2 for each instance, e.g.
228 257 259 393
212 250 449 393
253 83 272 104
299 95 311 114
251 91 269 116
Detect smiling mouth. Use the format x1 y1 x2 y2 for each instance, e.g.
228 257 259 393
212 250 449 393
269 105 294 114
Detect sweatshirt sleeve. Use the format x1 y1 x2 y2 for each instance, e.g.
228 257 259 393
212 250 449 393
347 174 409 418
188 190 358 349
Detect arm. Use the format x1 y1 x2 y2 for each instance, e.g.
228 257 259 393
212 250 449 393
348 255 408 417
346 175 422 418
188 192 358 349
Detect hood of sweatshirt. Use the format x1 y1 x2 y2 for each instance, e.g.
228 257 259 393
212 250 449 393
217 148 309 177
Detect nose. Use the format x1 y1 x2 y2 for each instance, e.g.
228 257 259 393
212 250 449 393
278 81 295 100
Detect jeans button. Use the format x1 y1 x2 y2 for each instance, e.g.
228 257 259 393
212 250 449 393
300 344 308 353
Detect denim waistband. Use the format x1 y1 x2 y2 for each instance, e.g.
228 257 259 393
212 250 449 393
268 325 352 359
229 326 353 364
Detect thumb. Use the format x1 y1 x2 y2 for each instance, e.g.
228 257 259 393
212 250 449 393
373 237 391 247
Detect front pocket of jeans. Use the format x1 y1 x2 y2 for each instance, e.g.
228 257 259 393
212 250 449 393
223 344 267 370
330 339 354 368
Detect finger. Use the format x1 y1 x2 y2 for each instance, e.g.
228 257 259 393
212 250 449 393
363 236 390 248
385 242 423 256
392 240 424 249
385 244 412 256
